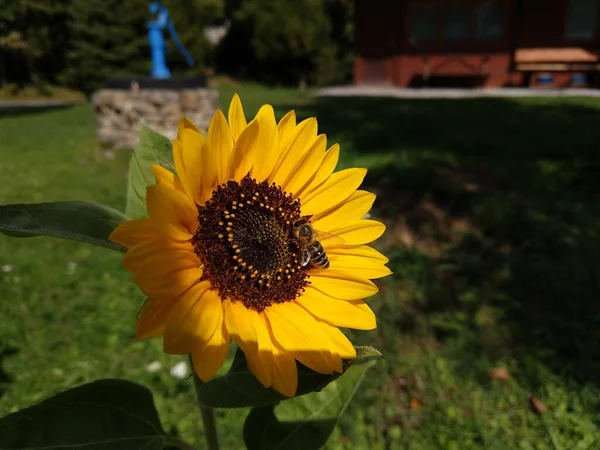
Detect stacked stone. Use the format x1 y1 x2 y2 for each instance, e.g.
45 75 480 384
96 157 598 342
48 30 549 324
92 88 219 149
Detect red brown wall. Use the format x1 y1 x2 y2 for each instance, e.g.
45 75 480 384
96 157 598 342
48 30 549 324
517 0 572 47
355 0 600 87
354 0 403 83
355 0 519 86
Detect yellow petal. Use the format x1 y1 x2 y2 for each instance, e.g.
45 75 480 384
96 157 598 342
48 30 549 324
172 140 189 195
221 301 274 388
146 183 198 239
328 219 386 245
192 319 230 381
309 270 378 300
223 299 259 355
312 190 375 232
228 94 247 141
177 116 201 138
295 294 376 330
270 344 298 397
207 109 234 185
270 118 318 187
175 128 206 205
246 312 273 388
265 302 334 374
109 219 155 248
300 168 367 217
295 306 348 373
250 105 279 182
331 354 343 374
318 320 356 359
123 238 193 273
163 284 219 354
232 120 260 181
177 286 220 343
330 244 388 262
134 251 202 299
274 113 303 174
298 143 340 196
133 250 199 281
283 134 327 196
326 246 391 279
244 354 265 389
277 110 296 150
136 298 176 340
151 164 185 193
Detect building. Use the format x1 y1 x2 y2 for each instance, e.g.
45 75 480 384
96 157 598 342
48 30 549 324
354 0 600 87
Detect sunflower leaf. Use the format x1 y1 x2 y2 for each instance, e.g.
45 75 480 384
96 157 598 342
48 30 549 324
125 123 172 219
0 379 167 449
242 347 379 449
0 201 128 251
243 406 336 450
199 345 382 408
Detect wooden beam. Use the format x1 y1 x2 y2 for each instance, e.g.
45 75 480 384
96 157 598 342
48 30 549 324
515 63 600 71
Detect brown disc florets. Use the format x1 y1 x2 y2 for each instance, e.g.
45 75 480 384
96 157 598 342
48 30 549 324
192 175 308 311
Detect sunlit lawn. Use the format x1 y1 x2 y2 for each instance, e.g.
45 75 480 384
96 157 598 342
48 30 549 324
1 82 600 449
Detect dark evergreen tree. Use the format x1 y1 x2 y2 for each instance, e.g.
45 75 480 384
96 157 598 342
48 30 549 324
0 0 70 87
240 0 330 86
216 0 353 87
162 0 225 75
319 0 354 85
61 0 149 94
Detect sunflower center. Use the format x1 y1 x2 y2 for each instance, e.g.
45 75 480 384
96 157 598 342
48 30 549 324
192 175 308 311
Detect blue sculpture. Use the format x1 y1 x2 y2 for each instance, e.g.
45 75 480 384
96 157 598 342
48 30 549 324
147 2 195 79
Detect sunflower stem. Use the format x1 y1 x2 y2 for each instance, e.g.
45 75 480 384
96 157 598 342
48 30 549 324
189 355 220 450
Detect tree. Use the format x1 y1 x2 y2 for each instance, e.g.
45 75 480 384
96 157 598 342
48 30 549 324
216 0 353 87
61 0 149 95
318 0 355 85
162 0 225 75
0 0 70 87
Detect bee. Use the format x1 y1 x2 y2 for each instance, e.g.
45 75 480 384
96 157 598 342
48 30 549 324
293 216 344 269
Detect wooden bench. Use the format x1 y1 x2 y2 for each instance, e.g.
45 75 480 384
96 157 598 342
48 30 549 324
514 47 600 71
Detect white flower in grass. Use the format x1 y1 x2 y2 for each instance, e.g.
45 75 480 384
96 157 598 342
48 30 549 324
146 361 163 373
67 262 77 275
170 360 189 379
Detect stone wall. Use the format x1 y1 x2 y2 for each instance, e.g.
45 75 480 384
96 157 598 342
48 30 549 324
92 88 219 149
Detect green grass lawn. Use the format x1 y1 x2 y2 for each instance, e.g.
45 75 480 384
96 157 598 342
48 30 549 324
2 83 600 449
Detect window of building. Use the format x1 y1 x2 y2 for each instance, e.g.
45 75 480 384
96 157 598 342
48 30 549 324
476 1 503 40
565 0 599 40
443 4 471 41
410 5 438 44
407 0 505 46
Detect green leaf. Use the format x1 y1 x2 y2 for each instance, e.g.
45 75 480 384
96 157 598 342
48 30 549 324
125 123 172 219
199 346 382 408
0 201 128 251
0 378 167 449
243 346 380 450
244 406 336 450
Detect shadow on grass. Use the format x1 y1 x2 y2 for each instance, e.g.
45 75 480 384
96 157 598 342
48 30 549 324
0 104 76 119
280 96 600 162
0 347 18 400
285 95 600 387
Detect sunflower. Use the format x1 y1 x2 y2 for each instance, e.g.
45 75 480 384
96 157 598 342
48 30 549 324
110 95 390 397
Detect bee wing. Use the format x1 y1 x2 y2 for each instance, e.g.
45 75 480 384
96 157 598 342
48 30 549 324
313 228 346 247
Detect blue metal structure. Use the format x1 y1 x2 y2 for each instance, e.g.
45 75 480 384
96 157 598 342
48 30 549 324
147 2 195 79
